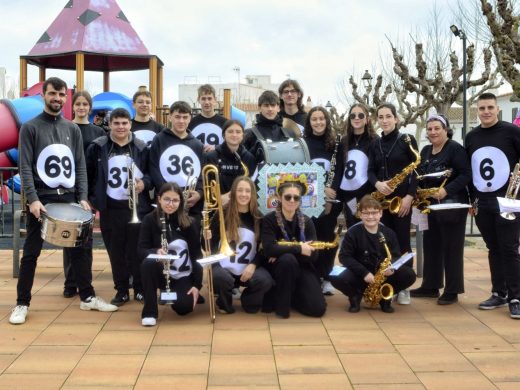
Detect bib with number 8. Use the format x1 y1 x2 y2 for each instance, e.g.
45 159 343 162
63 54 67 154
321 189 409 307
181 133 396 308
340 149 369 191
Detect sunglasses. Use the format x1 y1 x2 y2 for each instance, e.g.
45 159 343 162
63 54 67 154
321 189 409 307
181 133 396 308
349 112 366 120
283 194 301 202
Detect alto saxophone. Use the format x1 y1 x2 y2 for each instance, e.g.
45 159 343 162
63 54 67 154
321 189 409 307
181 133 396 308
413 170 452 214
363 232 394 307
277 224 343 250
371 135 421 214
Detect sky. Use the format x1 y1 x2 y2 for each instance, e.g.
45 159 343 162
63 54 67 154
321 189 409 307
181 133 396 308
0 0 468 107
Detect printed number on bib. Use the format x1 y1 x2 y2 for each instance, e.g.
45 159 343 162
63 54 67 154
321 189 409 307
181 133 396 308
191 123 223 146
133 129 156 147
221 228 256 275
36 144 75 188
106 156 143 200
340 149 368 191
159 145 201 186
167 239 192 279
471 146 510 192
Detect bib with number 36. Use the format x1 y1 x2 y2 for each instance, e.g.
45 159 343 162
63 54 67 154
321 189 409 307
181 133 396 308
36 144 75 188
159 144 201 187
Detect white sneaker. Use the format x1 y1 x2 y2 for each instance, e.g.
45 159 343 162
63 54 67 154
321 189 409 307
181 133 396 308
397 290 411 305
232 288 242 300
80 296 118 312
9 305 28 325
141 317 157 326
322 280 335 296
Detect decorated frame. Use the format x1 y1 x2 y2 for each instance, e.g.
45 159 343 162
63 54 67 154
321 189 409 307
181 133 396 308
257 162 326 218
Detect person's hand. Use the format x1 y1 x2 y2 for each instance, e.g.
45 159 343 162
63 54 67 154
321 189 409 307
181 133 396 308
375 181 393 196
240 263 256 283
383 268 395 277
221 192 230 207
30 201 46 219
186 191 201 208
434 188 447 200
157 248 167 255
324 187 336 200
135 179 145 194
203 144 216 153
202 229 212 241
364 272 375 284
397 195 413 217
79 200 91 211
187 287 200 309
300 241 316 257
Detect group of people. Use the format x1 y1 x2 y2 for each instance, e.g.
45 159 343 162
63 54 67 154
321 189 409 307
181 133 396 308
9 76 520 327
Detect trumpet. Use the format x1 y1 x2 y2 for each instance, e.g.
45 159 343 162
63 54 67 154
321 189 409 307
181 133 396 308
277 224 343 250
127 159 140 224
501 162 520 220
183 163 197 210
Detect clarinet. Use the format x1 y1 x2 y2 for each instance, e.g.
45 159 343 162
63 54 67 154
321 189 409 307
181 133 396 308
160 211 172 294
325 134 341 188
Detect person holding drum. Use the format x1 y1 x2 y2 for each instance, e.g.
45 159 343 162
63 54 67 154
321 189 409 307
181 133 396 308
10 77 117 325
303 106 343 296
139 182 203 326
86 107 152 306
261 176 327 319
279 79 307 134
205 120 256 206
209 176 273 314
62 90 106 299
333 103 378 227
131 89 166 147
188 84 227 152
367 103 419 305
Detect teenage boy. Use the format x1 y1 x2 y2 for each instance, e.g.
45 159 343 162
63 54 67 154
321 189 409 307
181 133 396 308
131 89 166 147
330 195 416 313
279 79 307 134
189 84 227 152
86 108 152 305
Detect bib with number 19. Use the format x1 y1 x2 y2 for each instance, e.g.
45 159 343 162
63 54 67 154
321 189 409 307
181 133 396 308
340 149 368 191
471 146 509 192
36 144 75 188
159 144 201 187
220 228 256 276
191 123 223 146
167 238 193 279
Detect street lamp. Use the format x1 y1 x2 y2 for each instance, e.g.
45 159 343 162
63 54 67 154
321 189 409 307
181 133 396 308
361 70 373 105
325 100 333 111
233 66 240 102
450 25 467 142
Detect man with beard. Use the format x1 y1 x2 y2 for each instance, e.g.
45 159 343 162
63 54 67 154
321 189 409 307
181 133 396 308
10 77 117 325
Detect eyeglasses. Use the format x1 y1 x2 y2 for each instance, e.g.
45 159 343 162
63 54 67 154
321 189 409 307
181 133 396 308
283 194 301 202
360 211 380 217
282 89 298 95
162 197 180 205
349 112 366 120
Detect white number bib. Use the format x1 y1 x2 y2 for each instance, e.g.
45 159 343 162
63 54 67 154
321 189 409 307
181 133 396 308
340 149 369 191
471 146 510 192
167 239 193 279
191 123 223 146
36 144 75 188
220 228 256 276
311 157 331 173
133 129 156 146
159 144 201 186
106 155 143 200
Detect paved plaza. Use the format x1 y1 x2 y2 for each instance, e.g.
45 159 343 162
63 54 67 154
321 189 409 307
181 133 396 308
0 244 519 389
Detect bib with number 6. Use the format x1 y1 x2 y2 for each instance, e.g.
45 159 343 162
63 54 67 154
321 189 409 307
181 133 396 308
159 144 201 186
36 144 75 188
106 155 144 200
471 146 510 192
167 238 193 279
340 149 369 191
220 228 256 276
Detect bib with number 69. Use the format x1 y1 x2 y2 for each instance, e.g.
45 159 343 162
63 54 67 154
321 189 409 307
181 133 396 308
159 144 201 187
167 239 193 279
36 144 75 188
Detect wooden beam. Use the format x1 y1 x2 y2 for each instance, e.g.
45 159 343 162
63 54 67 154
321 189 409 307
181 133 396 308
39 67 46 82
75 52 84 91
223 89 231 119
19 58 27 96
103 71 110 92
149 56 158 116
157 65 164 109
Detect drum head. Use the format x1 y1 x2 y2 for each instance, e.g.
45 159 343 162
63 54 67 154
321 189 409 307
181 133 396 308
45 203 92 223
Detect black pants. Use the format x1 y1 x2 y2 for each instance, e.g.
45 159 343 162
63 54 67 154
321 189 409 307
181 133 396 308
312 201 343 281
422 208 467 294
17 198 95 306
63 216 94 291
475 208 520 300
330 266 416 299
382 209 412 255
100 208 142 294
141 259 194 319
264 254 326 318
212 264 274 313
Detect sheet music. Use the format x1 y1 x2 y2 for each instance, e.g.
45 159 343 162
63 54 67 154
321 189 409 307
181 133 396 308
497 197 520 213
146 254 179 261
347 198 357 215
427 203 471 211
197 253 228 267
329 265 347 276
387 252 415 271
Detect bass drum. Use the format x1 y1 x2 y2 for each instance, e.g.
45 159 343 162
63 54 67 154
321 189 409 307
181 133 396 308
258 138 311 164
40 203 94 247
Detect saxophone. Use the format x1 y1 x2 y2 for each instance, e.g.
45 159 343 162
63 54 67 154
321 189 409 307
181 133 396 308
413 170 452 214
363 232 394 307
277 224 343 249
371 135 421 214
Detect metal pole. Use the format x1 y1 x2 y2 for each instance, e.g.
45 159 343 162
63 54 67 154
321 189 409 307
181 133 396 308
462 32 467 143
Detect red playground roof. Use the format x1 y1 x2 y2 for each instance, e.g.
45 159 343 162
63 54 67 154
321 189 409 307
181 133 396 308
22 0 162 71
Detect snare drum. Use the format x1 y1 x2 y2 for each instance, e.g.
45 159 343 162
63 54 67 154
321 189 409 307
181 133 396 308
40 203 94 247
259 139 311 164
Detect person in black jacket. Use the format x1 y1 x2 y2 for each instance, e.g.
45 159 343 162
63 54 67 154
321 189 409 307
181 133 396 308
86 108 152 306
209 176 273 314
279 79 307 135
411 114 471 305
465 92 520 319
367 103 419 305
139 182 203 327
330 195 416 313
261 176 326 318
205 120 255 207
303 106 342 296
130 89 166 147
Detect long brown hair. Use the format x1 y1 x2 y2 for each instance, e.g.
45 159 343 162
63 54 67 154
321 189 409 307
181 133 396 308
342 103 377 161
154 182 191 229
224 176 262 242
303 106 336 151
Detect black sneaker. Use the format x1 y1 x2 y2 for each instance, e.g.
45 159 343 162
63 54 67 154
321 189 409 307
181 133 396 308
478 293 508 310
410 287 439 298
437 292 458 305
134 292 144 303
110 292 130 307
509 299 520 319
348 295 361 313
380 299 395 313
